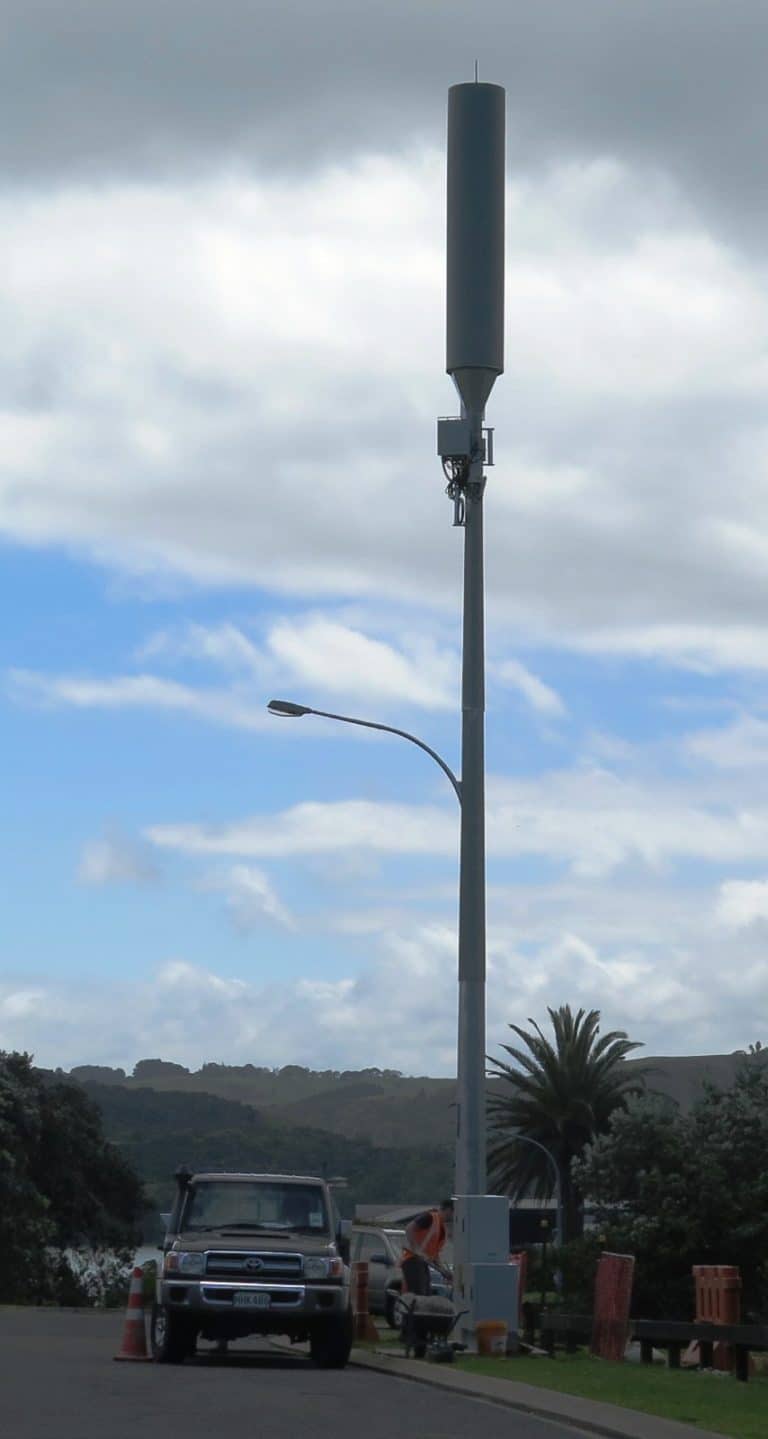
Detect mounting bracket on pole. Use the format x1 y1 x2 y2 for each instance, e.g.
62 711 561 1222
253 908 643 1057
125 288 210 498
437 419 494 527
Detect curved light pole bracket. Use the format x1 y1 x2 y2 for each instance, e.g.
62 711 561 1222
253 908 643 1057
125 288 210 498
305 707 463 806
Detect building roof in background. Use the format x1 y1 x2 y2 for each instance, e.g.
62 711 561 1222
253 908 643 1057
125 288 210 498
354 1196 557 1224
354 1204 435 1225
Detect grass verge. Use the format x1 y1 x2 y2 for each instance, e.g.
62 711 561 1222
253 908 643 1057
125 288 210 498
456 1352 767 1439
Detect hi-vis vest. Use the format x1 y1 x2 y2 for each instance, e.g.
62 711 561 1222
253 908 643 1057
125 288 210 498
402 1210 445 1263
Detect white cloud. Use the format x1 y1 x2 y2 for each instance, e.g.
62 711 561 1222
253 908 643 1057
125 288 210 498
574 625 768 674
0 989 46 1020
1 898 765 1074
4 159 768 674
495 658 565 716
7 669 270 732
78 832 158 887
716 878 768 928
205 864 295 931
145 766 768 877
267 617 455 710
138 623 265 674
7 615 457 735
147 799 455 861
685 714 768 769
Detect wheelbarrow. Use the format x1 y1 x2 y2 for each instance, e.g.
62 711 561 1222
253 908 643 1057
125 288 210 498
398 1294 468 1361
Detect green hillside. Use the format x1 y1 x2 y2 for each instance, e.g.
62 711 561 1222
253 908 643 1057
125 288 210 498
81 1081 452 1221
72 1060 458 1147
67 1051 768 1152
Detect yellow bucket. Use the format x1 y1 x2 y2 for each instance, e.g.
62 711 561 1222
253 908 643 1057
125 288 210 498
476 1320 508 1357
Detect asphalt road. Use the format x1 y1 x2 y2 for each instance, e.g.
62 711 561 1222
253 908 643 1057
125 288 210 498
0 1308 587 1439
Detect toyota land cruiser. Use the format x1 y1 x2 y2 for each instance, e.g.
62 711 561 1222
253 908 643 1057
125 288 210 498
151 1168 353 1368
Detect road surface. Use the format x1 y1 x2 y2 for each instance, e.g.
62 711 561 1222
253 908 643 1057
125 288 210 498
0 1308 587 1439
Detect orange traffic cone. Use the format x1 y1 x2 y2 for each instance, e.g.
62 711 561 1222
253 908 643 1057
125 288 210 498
114 1267 152 1362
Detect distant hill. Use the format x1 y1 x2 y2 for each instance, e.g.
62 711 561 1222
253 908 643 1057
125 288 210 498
274 1083 458 1148
69 1061 457 1147
626 1050 768 1112
66 1050 768 1151
80 1081 452 1220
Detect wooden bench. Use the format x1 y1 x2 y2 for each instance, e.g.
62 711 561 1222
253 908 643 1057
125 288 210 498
540 1312 591 1354
632 1319 768 1383
540 1311 768 1382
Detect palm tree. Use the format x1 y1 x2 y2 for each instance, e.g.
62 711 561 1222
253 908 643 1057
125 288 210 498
488 1005 646 1242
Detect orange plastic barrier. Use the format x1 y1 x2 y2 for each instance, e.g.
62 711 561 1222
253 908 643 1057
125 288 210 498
351 1260 378 1343
591 1252 635 1363
693 1265 742 1324
692 1264 742 1371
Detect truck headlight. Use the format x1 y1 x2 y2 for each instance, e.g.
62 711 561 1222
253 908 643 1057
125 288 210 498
165 1251 205 1276
304 1257 330 1280
305 1257 343 1280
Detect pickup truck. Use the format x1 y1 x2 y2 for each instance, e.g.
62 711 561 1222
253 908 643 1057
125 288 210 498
152 1167 353 1367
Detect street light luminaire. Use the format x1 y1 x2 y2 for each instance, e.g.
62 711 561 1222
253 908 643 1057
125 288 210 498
267 699 312 717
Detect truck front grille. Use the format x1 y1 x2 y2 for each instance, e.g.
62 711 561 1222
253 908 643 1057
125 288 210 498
204 1250 304 1280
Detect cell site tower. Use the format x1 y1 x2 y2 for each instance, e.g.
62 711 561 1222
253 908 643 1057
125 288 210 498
438 80 516 1346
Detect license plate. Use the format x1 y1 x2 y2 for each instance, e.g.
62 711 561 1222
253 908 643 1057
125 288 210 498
233 1291 270 1308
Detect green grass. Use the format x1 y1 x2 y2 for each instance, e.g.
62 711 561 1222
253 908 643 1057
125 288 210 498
366 1329 401 1349
456 1352 768 1439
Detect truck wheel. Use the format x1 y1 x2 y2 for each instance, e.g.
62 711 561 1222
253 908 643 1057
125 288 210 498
151 1302 194 1364
309 1310 354 1369
385 1291 400 1330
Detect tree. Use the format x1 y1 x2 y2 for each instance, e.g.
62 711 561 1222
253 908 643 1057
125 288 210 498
0 1052 145 1302
0 1053 54 1300
575 1066 768 1318
34 1076 145 1247
487 1005 645 1241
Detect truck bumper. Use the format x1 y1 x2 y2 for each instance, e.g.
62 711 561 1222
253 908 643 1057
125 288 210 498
160 1278 349 1321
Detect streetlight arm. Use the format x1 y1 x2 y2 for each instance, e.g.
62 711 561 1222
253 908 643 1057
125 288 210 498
511 1134 559 1188
276 702 463 805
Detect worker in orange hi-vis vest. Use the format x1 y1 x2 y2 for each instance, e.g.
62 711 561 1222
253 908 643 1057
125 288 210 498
401 1198 454 1296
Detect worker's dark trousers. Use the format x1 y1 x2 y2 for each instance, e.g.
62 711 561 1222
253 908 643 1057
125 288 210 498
401 1257 431 1296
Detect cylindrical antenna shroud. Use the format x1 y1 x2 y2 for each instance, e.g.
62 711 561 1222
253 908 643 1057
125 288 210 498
446 82 505 413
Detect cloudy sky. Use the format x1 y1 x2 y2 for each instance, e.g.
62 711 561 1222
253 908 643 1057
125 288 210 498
3 1 768 1076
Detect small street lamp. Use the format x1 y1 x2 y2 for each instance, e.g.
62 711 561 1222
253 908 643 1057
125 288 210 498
503 1131 564 1251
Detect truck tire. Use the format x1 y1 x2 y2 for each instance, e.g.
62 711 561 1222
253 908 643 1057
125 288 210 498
151 1302 195 1364
309 1309 354 1369
385 1290 400 1330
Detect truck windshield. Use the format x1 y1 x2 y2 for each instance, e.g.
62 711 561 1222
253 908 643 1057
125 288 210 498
181 1181 330 1235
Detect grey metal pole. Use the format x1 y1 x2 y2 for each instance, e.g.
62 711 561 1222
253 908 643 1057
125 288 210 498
456 409 487 1199
446 80 504 1202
